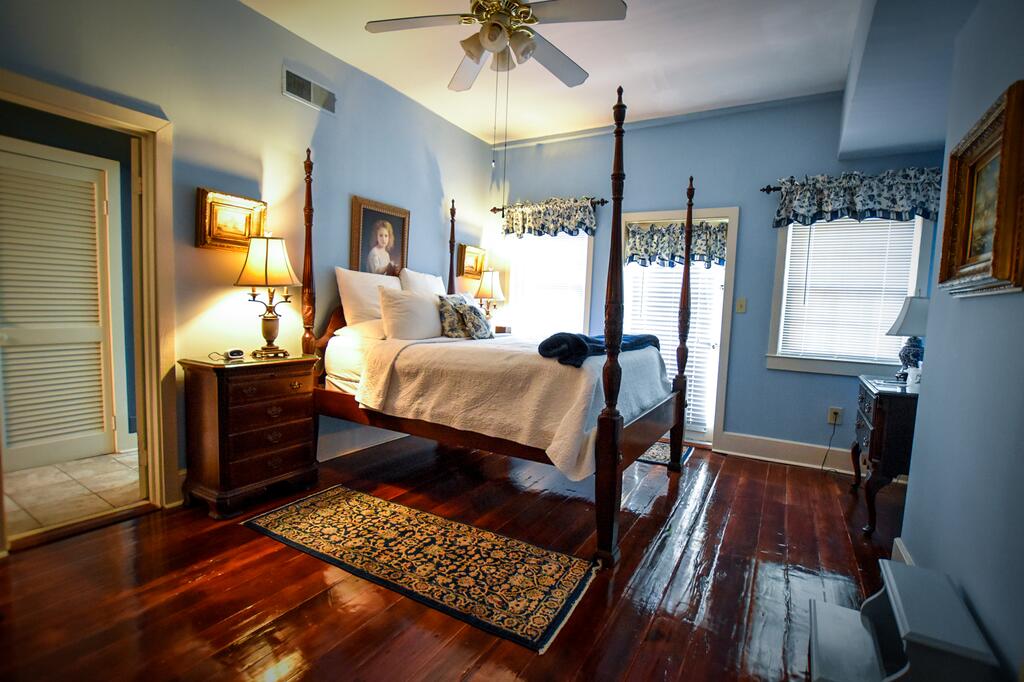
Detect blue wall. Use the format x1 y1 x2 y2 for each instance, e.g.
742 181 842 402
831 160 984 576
498 94 941 447
902 0 1024 674
0 0 492 462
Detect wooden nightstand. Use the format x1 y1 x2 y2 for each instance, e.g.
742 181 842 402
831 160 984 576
850 375 919 535
179 355 319 518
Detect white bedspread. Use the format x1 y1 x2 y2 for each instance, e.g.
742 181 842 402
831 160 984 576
354 336 671 481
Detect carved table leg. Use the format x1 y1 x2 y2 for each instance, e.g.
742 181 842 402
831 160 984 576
849 441 862 492
862 470 892 535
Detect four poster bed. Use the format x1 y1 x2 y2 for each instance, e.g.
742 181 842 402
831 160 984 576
297 89 696 567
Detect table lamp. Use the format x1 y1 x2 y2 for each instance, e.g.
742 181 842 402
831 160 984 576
475 269 505 320
887 296 928 381
235 236 301 359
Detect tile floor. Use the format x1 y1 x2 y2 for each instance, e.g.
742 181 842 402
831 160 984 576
3 452 143 536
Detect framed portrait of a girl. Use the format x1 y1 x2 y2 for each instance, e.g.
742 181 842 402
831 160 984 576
350 195 410 276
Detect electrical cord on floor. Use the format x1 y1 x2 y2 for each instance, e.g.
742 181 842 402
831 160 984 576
819 420 838 473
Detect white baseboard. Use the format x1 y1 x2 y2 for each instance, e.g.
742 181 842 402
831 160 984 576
892 537 914 565
712 430 854 475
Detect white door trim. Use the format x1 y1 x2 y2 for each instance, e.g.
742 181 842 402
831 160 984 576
622 206 739 448
0 69 177 553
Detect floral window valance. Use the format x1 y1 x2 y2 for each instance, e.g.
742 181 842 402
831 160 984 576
625 221 727 268
772 167 942 228
502 197 597 238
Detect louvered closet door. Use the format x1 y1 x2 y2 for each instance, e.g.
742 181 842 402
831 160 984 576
0 148 116 469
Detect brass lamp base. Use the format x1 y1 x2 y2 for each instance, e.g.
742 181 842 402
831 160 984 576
249 292 291 360
251 345 290 360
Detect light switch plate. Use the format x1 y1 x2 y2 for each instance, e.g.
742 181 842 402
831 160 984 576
735 297 747 313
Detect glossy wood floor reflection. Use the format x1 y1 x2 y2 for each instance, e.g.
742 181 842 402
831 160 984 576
0 438 904 681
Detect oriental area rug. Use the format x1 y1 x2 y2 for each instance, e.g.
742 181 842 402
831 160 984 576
244 485 597 653
637 442 693 467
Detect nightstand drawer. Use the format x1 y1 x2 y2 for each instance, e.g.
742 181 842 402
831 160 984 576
227 418 314 460
857 385 875 425
855 413 872 458
227 444 314 488
227 395 312 433
228 372 314 405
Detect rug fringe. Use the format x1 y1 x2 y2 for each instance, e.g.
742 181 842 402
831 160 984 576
537 562 600 655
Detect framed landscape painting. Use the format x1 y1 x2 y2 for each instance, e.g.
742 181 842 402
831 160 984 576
195 188 266 252
350 196 410 276
939 80 1024 296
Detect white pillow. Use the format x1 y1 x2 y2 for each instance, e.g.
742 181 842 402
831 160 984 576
379 288 442 340
335 267 401 324
399 267 446 295
332 318 385 339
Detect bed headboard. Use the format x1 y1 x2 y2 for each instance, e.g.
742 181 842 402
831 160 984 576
299 150 458 358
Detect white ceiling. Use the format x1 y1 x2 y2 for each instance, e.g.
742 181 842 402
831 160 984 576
242 0 863 143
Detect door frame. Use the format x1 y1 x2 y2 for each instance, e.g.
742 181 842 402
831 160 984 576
621 206 739 448
0 69 177 555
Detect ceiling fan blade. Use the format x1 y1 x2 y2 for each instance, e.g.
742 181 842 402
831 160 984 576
448 53 489 91
528 0 627 24
530 31 588 87
365 14 465 33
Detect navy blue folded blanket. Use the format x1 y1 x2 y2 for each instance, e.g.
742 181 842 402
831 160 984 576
538 332 661 368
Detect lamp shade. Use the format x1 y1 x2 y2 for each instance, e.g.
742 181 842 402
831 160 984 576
887 296 929 337
475 270 505 302
234 236 301 288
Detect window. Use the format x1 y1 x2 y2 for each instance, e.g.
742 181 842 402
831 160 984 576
505 232 592 340
768 217 932 375
624 261 725 438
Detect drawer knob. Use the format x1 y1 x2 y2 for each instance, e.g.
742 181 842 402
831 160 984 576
289 381 302 390
268 456 283 470
266 405 283 418
243 385 258 396
266 430 283 444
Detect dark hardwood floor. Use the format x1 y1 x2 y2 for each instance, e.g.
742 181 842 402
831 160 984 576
0 438 904 681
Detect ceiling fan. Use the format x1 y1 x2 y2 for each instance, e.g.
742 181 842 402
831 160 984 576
365 0 628 91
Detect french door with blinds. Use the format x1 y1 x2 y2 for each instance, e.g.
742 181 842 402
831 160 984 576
624 260 725 442
0 136 128 470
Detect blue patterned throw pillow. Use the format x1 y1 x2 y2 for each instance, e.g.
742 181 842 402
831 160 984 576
454 301 493 339
437 294 493 339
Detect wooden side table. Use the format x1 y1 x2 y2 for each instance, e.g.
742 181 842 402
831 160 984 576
179 355 319 518
850 375 918 534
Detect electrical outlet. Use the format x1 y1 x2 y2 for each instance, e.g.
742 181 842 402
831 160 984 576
827 407 843 425
735 297 747 313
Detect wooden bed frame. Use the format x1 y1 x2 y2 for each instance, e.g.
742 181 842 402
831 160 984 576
298 89 695 567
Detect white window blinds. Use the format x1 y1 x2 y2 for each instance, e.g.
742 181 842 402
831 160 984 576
778 217 919 364
506 232 591 340
624 262 724 436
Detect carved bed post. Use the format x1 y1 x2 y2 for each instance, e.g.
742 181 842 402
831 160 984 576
595 87 627 568
301 148 316 356
448 199 456 295
668 177 694 471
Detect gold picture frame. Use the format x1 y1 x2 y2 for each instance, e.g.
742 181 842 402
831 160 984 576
939 80 1024 296
195 188 266 252
350 195 410 276
457 243 486 279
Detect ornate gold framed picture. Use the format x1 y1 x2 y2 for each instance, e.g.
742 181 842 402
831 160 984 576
350 196 410 276
195 188 266 252
939 80 1023 296
457 243 486 279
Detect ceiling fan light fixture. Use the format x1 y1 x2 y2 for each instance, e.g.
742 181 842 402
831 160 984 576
490 46 516 72
460 32 486 63
479 12 510 52
509 30 535 63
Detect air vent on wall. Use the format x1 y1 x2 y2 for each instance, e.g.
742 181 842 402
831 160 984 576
283 68 336 114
